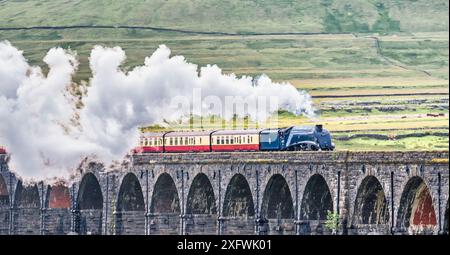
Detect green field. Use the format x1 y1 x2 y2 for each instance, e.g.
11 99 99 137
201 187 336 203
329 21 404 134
0 0 448 151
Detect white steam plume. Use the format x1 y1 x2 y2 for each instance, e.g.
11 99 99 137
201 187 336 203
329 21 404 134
0 41 315 182
0 41 102 182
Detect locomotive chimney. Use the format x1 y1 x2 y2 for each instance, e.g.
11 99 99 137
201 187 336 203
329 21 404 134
315 124 323 132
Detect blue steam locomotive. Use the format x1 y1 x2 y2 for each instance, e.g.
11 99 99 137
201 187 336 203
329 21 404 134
260 125 335 151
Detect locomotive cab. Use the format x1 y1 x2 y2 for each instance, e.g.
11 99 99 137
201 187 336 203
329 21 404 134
283 125 335 151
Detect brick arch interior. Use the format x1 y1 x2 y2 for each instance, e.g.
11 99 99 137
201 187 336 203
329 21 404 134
13 181 41 234
76 173 103 235
48 184 70 209
222 173 255 234
116 173 145 235
0 175 8 206
396 176 437 232
185 173 217 235
0 175 8 234
444 200 448 235
45 184 71 234
149 173 180 235
260 174 295 235
300 174 333 221
353 175 389 225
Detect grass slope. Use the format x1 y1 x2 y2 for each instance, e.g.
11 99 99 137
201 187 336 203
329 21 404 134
0 0 448 33
0 0 448 151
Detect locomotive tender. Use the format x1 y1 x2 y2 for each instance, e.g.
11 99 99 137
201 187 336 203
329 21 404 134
134 125 334 153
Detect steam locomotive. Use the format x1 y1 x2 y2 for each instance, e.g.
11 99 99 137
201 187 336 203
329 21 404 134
134 125 335 153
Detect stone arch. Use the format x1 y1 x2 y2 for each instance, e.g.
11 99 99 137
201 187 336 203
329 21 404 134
186 173 216 214
222 173 255 234
260 174 295 234
261 174 294 219
396 176 437 234
13 181 41 234
185 173 217 234
116 173 145 235
444 200 449 235
353 176 389 225
77 173 103 210
45 184 71 234
0 175 9 235
150 173 180 214
76 173 103 235
149 173 180 235
223 174 254 217
300 174 333 221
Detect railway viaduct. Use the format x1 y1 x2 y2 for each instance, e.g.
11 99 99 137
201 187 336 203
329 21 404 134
0 151 448 235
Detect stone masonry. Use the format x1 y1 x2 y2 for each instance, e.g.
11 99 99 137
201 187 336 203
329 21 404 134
0 151 448 235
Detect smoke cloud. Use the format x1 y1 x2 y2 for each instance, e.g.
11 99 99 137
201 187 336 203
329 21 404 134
0 41 315 182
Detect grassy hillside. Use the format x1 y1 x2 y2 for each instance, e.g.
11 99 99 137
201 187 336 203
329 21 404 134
0 0 448 33
0 0 448 151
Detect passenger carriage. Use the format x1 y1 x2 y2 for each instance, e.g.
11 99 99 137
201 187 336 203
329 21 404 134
211 129 261 152
164 131 212 152
134 132 165 153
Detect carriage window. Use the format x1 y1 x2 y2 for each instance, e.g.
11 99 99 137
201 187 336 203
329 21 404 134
185 137 188 145
170 138 173 145
250 136 253 143
216 137 220 144
200 137 202 144
230 136 234 144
